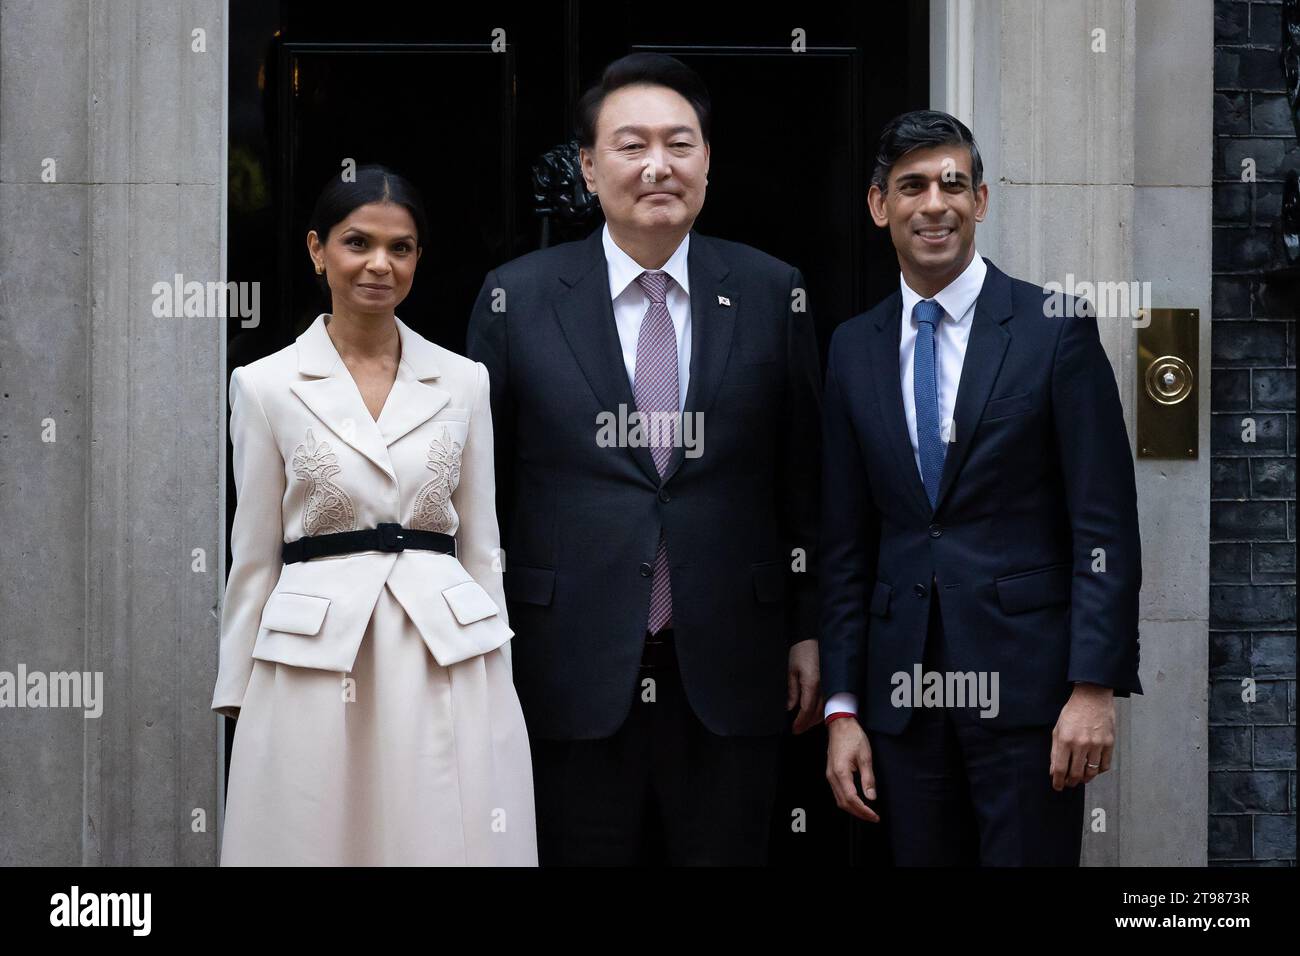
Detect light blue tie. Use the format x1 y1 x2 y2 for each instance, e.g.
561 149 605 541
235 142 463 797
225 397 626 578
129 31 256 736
913 299 946 510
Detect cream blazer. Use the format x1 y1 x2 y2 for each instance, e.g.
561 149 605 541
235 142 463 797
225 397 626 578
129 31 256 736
211 313 511 718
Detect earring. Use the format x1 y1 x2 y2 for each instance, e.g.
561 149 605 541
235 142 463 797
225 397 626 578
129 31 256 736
315 263 324 275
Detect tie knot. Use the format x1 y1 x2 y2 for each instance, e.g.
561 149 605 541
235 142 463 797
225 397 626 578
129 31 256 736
914 299 943 328
636 270 670 304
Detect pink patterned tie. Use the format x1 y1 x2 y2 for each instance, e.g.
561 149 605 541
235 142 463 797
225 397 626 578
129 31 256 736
633 270 677 635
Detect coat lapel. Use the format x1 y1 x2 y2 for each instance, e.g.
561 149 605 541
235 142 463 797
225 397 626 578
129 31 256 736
378 316 452 445
553 229 736 487
932 259 1013 512
289 314 451 486
553 229 661 486
662 233 736 484
870 291 933 517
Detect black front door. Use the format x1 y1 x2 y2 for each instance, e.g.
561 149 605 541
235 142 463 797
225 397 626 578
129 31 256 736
227 0 928 866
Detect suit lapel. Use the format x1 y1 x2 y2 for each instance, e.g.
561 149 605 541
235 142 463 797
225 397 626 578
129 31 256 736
553 230 661 486
290 379 396 483
377 317 452 445
870 291 932 517
662 233 735 484
932 259 1013 512
289 314 451 485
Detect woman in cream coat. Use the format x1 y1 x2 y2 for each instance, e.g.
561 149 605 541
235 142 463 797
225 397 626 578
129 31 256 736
212 166 536 865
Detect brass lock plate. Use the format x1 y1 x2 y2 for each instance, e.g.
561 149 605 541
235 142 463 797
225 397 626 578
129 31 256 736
1136 308 1198 458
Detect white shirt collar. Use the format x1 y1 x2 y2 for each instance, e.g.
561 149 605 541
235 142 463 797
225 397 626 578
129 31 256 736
602 222 691 299
899 250 987 325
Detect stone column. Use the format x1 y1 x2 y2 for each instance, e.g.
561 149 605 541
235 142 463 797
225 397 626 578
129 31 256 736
0 0 227 865
945 0 1213 864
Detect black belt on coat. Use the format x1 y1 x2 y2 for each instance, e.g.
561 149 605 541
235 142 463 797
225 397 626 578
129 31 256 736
282 523 456 564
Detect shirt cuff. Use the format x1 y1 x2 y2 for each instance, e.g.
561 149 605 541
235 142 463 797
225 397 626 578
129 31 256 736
824 692 859 721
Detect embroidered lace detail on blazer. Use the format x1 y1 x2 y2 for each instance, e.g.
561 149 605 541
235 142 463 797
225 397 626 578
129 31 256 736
291 427 358 535
411 427 463 533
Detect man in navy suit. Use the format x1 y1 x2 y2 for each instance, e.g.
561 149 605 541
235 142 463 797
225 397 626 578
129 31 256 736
819 110 1142 865
468 53 823 865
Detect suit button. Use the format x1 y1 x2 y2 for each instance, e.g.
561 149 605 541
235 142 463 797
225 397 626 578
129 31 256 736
913 583 928 598
639 562 653 577
658 489 670 504
929 524 943 538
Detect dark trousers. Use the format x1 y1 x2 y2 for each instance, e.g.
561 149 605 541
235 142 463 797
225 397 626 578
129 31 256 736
869 589 1085 866
530 632 782 866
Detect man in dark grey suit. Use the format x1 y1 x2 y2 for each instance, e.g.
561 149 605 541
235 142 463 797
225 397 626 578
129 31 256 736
467 53 822 865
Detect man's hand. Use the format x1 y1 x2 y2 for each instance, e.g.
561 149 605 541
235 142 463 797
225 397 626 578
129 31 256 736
825 717 881 823
787 639 823 734
1050 682 1115 790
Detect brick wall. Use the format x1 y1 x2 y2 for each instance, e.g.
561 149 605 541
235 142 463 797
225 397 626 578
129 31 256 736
1211 0 1297 865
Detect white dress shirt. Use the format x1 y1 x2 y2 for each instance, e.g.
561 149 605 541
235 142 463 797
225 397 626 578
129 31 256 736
824 251 987 722
602 222 692 411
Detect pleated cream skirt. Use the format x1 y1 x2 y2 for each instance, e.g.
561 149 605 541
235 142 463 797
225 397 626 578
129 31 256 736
219 583 537 866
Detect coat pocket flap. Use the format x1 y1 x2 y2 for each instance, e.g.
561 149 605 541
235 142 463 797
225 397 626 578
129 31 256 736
384 557 513 667
505 564 556 606
752 561 785 603
261 591 331 635
441 580 501 625
983 391 1034 420
869 580 894 618
995 563 1072 614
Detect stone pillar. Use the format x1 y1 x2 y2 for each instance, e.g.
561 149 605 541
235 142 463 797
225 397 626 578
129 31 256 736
942 0 1213 864
0 0 226 865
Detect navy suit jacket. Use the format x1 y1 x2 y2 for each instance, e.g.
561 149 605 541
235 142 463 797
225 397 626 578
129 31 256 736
819 258 1142 734
468 228 822 739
